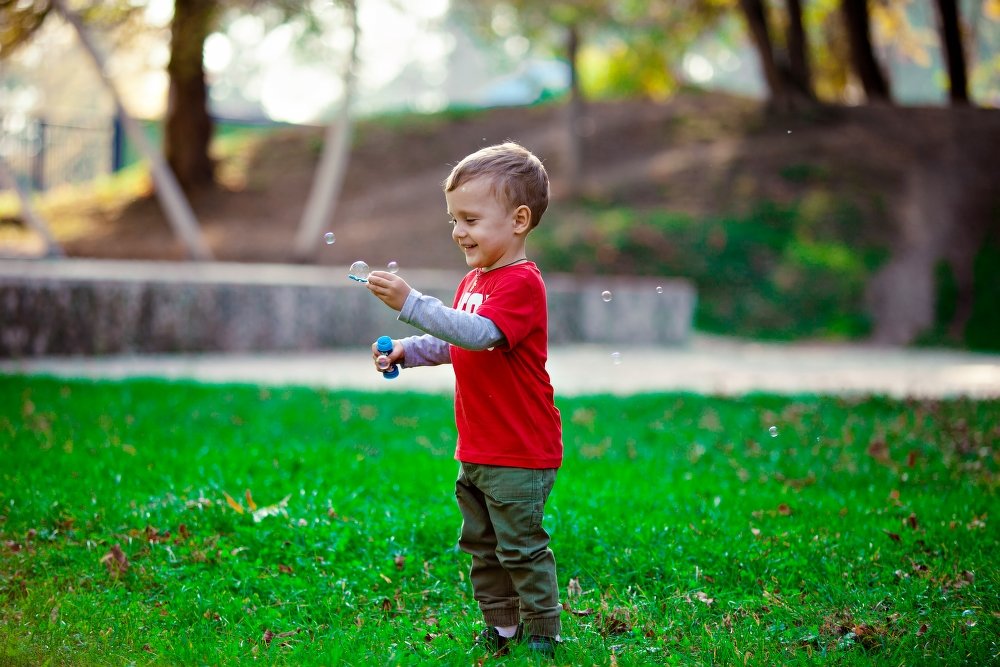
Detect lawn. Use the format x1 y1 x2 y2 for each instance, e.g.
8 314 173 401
1 376 997 665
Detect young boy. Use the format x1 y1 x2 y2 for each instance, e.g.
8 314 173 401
365 142 562 657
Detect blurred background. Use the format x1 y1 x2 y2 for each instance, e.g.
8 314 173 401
1 0 998 352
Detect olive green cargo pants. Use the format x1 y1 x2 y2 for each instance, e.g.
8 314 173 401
455 462 561 639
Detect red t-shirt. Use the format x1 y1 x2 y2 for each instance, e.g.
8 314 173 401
449 261 563 469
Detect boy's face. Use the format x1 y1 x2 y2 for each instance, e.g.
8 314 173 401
446 176 526 271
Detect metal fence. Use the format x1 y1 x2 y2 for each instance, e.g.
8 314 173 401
0 112 119 193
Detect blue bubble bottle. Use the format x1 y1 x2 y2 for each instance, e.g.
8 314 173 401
376 335 399 380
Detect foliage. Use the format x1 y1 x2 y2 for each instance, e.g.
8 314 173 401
534 200 887 341
1 376 997 665
922 228 1000 352
0 0 145 60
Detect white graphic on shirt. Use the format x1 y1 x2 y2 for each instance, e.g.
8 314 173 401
457 291 484 313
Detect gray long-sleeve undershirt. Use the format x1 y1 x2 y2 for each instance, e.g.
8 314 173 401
396 288 506 368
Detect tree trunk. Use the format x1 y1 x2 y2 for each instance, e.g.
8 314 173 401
738 0 786 108
785 0 813 99
292 0 360 262
165 0 216 190
739 0 816 111
563 23 584 199
840 0 891 103
933 0 969 105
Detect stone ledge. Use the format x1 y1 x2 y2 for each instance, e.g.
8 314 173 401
0 259 696 357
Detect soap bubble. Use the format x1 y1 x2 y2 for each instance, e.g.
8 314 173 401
601 290 613 302
348 260 370 282
769 426 779 438
611 351 622 365
387 261 399 274
324 232 336 244
656 286 664 294
962 610 977 626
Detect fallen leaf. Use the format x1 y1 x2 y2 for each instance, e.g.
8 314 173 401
100 544 129 577
600 608 632 635
262 629 275 646
694 591 714 605
223 492 244 515
252 495 291 523
777 503 792 516
867 438 890 463
904 513 918 530
567 577 583 598
394 554 406 571
883 530 901 542
917 623 928 636
245 490 258 512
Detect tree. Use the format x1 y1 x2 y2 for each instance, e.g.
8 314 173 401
165 0 219 190
54 0 213 259
736 0 815 112
457 1 729 196
1 0 213 259
161 0 325 191
785 0 812 98
456 1 609 197
933 0 969 105
840 0 891 102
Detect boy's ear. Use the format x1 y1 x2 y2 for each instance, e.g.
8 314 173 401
512 205 532 233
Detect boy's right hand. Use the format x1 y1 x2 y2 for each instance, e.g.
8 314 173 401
371 338 404 371
366 271 412 312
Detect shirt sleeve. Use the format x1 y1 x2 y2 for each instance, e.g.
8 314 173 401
398 288 506 350
398 334 452 367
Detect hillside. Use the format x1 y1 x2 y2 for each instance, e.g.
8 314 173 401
4 92 999 345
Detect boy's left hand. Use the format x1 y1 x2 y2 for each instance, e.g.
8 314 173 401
366 271 412 311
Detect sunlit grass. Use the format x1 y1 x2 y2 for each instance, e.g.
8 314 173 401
1 376 997 665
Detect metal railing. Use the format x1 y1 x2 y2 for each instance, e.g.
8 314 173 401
0 112 117 192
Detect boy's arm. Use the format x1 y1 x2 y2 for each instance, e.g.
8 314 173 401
399 289 506 350
398 333 452 367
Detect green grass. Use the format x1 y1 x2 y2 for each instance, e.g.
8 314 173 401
1 376 998 666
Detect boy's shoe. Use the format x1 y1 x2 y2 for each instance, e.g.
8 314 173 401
526 634 557 658
475 624 523 655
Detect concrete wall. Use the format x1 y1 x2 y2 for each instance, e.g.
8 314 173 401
0 259 695 357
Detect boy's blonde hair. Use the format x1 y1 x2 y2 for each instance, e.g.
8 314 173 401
443 142 549 229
